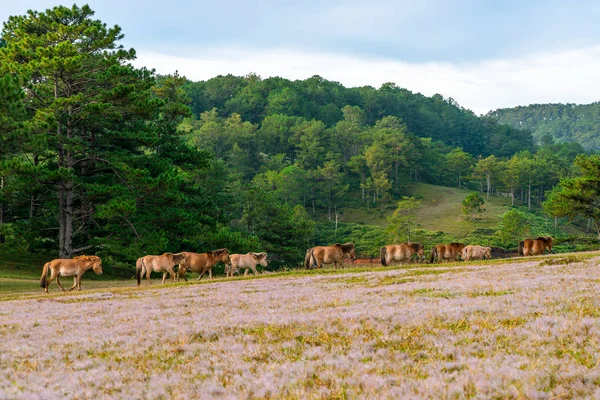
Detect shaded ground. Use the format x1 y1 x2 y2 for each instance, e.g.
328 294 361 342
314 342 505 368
2 252 600 398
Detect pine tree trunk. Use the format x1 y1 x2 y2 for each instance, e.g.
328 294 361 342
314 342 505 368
0 176 4 244
511 188 514 206
554 216 558 229
528 178 531 210
59 181 74 258
486 173 491 200
58 101 75 259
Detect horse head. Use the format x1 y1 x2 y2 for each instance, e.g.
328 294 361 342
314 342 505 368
411 243 425 261
75 255 103 274
213 249 231 265
342 243 356 261
88 256 103 275
252 252 268 267
545 237 553 252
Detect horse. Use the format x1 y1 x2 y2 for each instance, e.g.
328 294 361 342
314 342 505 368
40 255 103 293
380 243 424 266
429 243 466 263
227 252 268 277
135 252 187 286
518 236 553 256
177 249 231 281
304 243 356 269
461 245 492 261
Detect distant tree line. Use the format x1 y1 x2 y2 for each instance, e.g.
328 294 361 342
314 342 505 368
488 102 600 152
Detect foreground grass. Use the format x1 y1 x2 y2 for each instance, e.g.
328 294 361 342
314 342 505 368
2 251 600 398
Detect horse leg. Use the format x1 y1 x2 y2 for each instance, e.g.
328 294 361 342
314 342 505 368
77 273 83 291
56 274 66 291
169 269 176 283
209 268 213 279
146 269 152 284
197 270 205 281
69 276 77 291
251 266 258 275
45 272 57 293
161 272 167 284
244 268 248 276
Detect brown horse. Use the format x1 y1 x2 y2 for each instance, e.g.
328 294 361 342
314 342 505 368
136 253 187 286
518 236 553 256
177 249 231 281
380 243 424 266
40 255 103 293
461 245 492 261
304 243 356 269
429 243 466 263
227 252 268 277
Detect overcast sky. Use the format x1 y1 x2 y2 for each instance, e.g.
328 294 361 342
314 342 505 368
3 1 600 114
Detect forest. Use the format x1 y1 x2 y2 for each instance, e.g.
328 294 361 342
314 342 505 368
489 102 600 152
1 5 599 269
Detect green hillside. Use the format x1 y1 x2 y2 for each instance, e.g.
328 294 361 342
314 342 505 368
339 183 585 238
487 103 599 151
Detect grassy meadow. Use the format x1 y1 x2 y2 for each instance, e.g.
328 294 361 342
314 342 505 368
2 251 600 398
341 183 586 237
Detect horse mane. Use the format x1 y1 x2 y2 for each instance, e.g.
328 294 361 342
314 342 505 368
251 252 267 259
536 236 552 244
73 255 100 262
211 248 229 256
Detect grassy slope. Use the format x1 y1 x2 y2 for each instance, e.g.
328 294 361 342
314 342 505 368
341 183 584 237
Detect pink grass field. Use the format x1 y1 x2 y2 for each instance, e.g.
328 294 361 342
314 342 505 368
2 254 600 399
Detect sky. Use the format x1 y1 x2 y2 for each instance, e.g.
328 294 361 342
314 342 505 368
2 0 600 114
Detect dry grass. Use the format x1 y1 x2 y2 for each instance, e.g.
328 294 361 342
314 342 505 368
2 253 600 398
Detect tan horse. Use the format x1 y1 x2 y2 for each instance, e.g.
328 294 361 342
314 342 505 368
40 255 103 293
135 252 187 286
518 236 553 256
461 245 492 261
177 249 231 281
304 243 356 269
380 243 424 266
429 243 466 263
227 252 268 277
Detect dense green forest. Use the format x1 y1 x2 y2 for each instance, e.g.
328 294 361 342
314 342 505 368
1 5 599 269
488 103 600 151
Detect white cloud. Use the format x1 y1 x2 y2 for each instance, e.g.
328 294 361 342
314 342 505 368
133 45 600 115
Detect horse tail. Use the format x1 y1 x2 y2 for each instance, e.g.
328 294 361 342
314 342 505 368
518 241 524 256
40 262 50 288
304 249 313 269
380 246 387 266
429 247 437 264
136 258 144 286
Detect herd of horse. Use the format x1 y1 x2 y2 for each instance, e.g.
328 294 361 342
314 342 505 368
38 237 554 293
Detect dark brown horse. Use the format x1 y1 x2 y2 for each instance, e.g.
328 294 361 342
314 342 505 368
380 243 424 266
429 243 466 263
518 236 553 256
177 249 231 281
304 243 356 269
